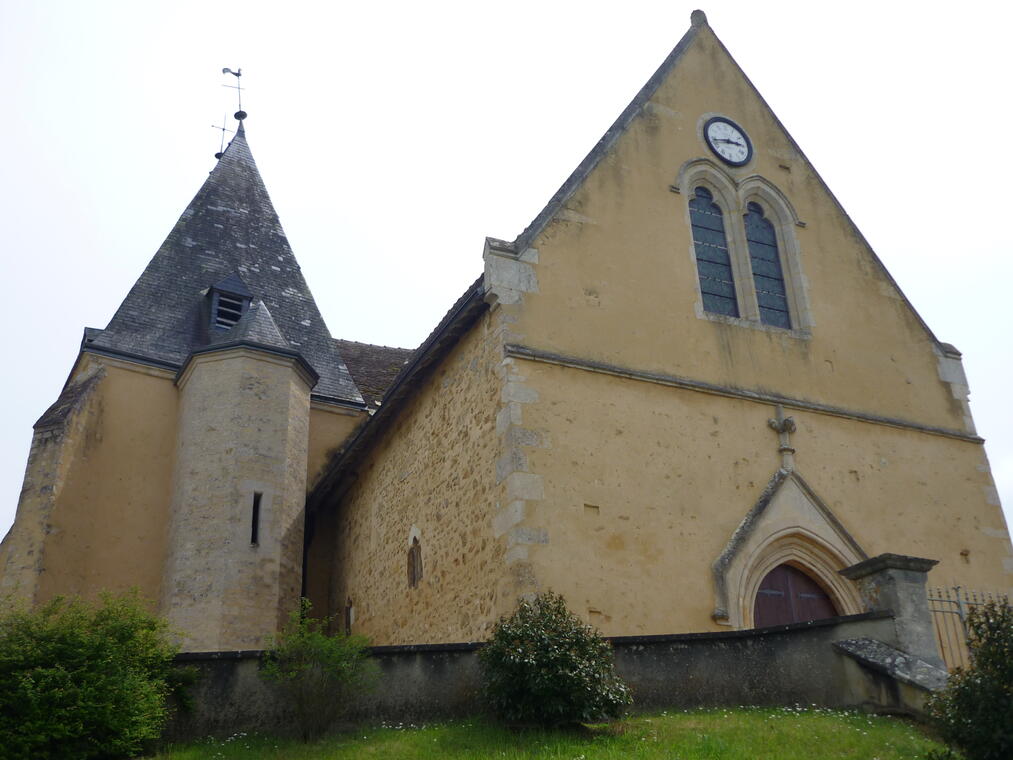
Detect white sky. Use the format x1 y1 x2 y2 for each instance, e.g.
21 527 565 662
1 0 1010 542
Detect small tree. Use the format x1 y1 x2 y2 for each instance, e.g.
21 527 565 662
260 599 377 740
0 591 180 760
928 598 1013 760
479 591 632 727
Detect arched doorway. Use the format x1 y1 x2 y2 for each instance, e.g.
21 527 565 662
753 563 839 628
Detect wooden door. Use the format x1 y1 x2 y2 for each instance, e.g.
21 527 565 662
753 564 838 628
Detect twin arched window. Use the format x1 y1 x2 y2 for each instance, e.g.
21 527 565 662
689 186 794 329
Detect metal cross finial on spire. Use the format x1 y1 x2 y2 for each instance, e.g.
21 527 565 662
768 404 797 471
211 114 234 159
222 67 247 121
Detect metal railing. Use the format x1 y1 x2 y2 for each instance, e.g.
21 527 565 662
927 585 1008 671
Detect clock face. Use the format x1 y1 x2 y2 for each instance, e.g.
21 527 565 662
704 117 752 166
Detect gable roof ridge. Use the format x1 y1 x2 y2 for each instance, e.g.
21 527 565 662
511 15 704 253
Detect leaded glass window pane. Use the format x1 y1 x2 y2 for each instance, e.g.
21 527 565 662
744 202 791 328
689 187 738 317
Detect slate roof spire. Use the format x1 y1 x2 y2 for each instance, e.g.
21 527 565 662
86 121 363 405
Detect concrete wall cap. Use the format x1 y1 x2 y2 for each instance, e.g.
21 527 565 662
840 553 939 580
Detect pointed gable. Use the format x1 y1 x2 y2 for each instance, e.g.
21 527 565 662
87 122 362 405
482 11 971 436
211 272 253 299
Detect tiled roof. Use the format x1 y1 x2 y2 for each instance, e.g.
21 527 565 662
86 122 363 406
334 339 414 407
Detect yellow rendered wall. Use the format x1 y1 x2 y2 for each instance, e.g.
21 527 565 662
325 311 508 645
307 403 365 490
513 23 968 434
515 361 1012 636
36 356 178 605
477 22 1011 632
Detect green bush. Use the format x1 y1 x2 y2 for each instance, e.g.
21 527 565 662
479 591 632 726
0 591 180 760
927 598 1013 760
260 598 378 740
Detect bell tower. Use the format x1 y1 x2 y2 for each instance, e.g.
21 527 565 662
0 111 364 650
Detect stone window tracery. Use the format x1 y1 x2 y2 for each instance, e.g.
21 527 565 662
678 160 811 334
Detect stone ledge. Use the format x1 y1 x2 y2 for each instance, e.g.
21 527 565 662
609 610 893 646
834 637 948 692
840 553 938 579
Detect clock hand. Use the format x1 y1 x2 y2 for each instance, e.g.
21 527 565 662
715 138 745 147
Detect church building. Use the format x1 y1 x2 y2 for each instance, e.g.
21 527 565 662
2 11 1010 652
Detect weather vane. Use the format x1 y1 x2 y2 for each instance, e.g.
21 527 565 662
222 67 247 121
212 68 246 159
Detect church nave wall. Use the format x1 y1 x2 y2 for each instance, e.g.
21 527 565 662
325 309 508 646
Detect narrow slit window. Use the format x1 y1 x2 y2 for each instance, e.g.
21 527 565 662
689 187 739 317
344 598 354 635
744 202 791 328
407 537 423 588
250 492 262 545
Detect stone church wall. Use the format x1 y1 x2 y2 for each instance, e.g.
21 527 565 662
323 309 508 645
306 403 365 491
508 358 1011 635
0 354 178 605
465 19 1011 634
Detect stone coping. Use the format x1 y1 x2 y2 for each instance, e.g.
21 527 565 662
840 553 939 580
608 611 892 645
174 611 893 662
834 637 948 692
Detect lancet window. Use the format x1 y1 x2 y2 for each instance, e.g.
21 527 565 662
689 186 739 318
744 202 790 329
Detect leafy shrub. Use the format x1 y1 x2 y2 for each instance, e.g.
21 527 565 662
0 591 180 760
260 598 378 740
479 591 632 726
927 598 1013 760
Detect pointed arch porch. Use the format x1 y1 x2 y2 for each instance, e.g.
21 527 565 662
711 469 867 629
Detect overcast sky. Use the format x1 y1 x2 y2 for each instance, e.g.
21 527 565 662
1 1 1010 542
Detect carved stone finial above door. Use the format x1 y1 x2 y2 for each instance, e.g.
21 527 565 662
768 404 797 471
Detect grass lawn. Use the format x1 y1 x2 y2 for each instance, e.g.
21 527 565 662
153 707 947 759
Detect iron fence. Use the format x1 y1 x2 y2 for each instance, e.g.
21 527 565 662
927 585 1008 671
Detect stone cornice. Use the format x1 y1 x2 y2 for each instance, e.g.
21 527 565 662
504 343 984 444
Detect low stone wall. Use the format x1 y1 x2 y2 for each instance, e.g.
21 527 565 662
612 611 899 710
164 611 908 741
